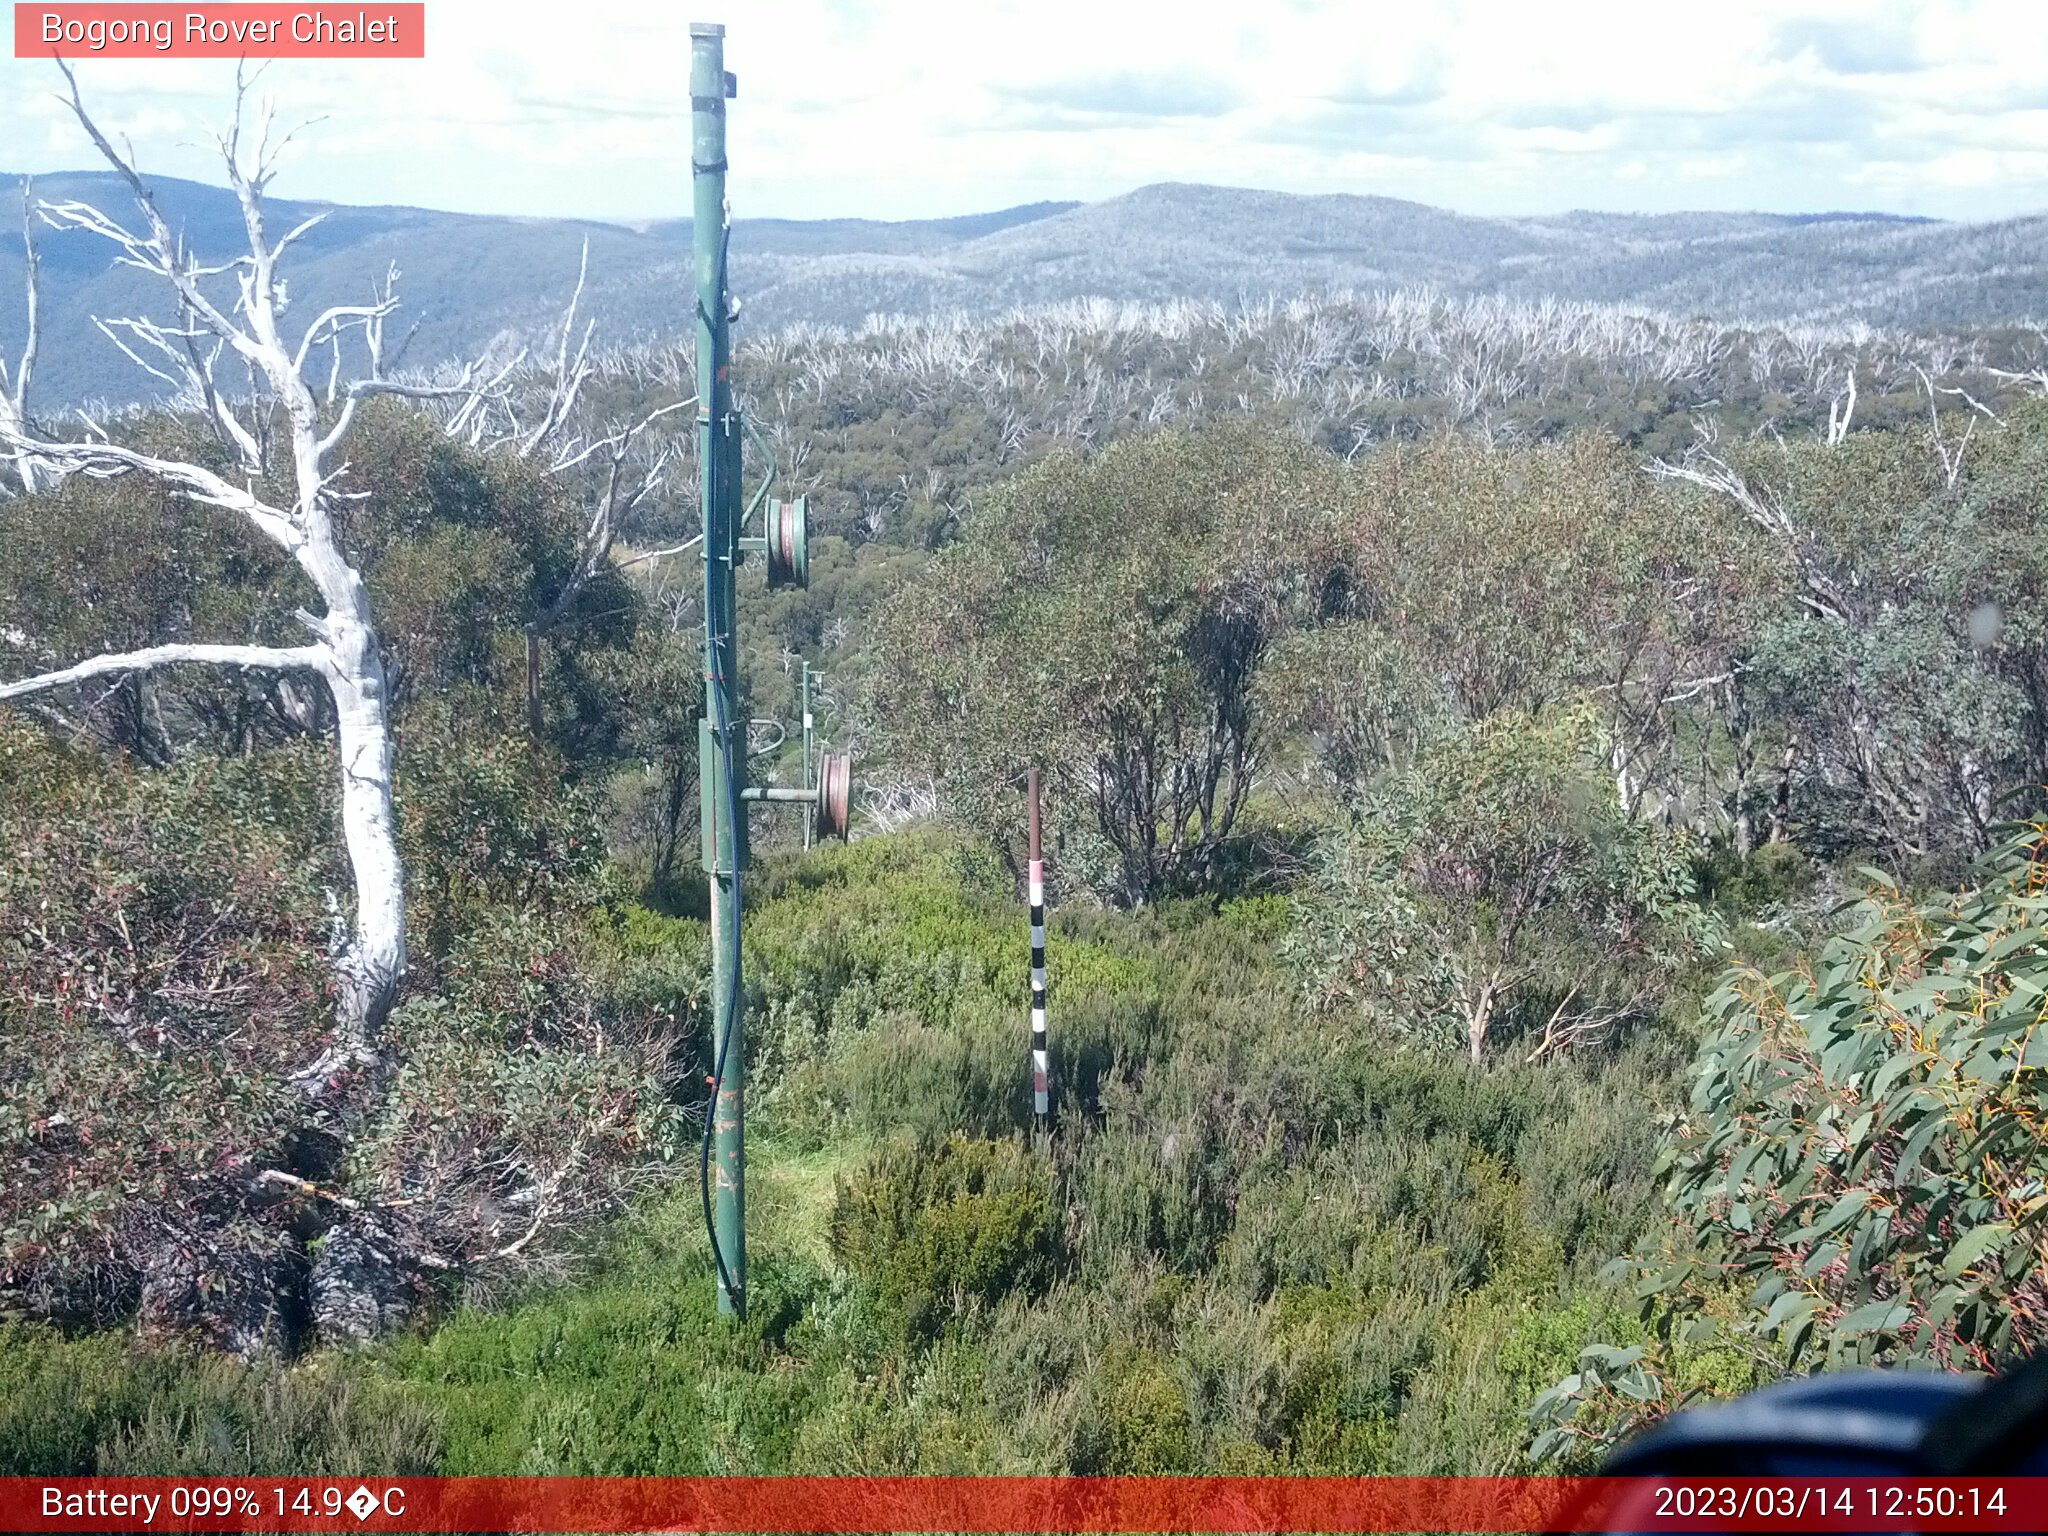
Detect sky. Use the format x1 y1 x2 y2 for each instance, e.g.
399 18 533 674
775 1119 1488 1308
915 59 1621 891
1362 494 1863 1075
4 0 2048 224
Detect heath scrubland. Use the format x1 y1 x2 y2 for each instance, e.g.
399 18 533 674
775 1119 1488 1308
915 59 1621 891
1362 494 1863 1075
6 135 2048 1472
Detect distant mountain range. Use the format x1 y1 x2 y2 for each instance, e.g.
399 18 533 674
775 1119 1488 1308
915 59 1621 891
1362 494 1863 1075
3 171 2044 406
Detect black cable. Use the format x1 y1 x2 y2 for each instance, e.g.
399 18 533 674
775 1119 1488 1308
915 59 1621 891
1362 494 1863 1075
699 218 745 1318
698 670 744 1313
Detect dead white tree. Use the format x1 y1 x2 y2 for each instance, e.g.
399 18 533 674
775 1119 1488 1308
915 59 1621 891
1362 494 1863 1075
461 244 694 734
1914 364 2000 492
0 179 41 495
1523 985 1654 1064
1825 365 1856 446
859 771 936 834
0 65 507 1061
1647 423 1851 624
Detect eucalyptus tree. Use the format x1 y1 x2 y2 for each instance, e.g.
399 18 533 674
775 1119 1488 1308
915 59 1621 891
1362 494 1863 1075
1534 820 2048 1462
1287 710 1704 1064
1268 431 1761 837
873 427 1342 902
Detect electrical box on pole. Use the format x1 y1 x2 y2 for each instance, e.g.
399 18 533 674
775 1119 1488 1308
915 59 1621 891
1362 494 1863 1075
689 20 849 1322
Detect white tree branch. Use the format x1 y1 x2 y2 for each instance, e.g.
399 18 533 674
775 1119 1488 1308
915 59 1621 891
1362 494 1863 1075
0 641 329 702
543 396 694 476
1647 429 1849 622
0 427 306 549
91 314 193 392
271 207 328 263
323 351 524 460
515 239 593 458
1916 364 1977 490
294 297 396 374
49 64 267 372
1825 366 1856 446
613 532 704 570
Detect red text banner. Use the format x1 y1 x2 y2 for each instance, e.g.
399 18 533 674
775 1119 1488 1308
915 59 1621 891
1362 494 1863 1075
3 1476 2048 1532
13 5 425 58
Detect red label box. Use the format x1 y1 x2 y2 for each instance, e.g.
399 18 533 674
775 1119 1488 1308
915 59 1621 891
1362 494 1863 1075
4 1476 2048 1533
13 4 426 58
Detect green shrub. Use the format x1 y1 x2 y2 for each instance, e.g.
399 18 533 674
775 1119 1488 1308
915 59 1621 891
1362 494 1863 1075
396 710 613 962
0 1324 439 1476
1288 709 1707 1062
1087 1345 1192 1473
0 725 335 1331
831 1133 1059 1344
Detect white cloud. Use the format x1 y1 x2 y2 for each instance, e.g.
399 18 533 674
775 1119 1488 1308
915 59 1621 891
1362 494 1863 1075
2 0 2045 220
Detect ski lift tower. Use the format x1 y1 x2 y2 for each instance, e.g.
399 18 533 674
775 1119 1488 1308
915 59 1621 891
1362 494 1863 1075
691 20 851 1321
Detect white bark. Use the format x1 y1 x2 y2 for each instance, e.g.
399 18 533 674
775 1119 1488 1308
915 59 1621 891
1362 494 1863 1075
0 641 328 700
1647 426 1851 623
1916 364 1985 491
328 651 403 1037
527 403 689 630
0 179 42 494
0 65 506 1048
1825 366 1855 446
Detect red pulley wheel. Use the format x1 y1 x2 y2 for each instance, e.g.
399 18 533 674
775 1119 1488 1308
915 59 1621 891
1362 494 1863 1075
816 752 852 841
766 496 810 590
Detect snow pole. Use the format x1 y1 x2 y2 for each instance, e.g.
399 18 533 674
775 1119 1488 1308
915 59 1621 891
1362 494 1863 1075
1027 767 1049 1124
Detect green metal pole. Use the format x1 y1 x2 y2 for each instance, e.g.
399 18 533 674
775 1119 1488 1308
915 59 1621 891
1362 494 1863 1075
691 19 745 1320
801 664 815 851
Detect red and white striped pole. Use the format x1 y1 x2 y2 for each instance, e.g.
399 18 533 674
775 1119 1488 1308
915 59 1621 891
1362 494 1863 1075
1027 767 1049 1123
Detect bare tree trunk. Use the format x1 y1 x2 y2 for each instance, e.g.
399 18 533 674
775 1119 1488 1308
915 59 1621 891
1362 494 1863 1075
1769 736 1797 845
1466 979 1497 1065
524 631 543 740
1731 724 1756 858
329 629 405 1040
487 253 691 754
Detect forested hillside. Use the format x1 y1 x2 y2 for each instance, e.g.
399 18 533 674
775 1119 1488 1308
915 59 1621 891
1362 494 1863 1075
7 170 2048 405
6 115 2048 1482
